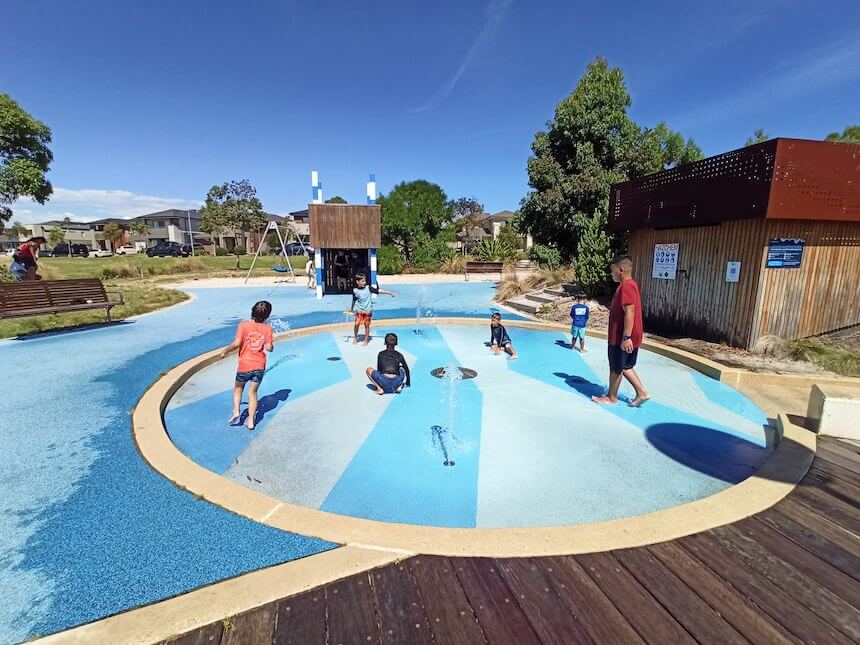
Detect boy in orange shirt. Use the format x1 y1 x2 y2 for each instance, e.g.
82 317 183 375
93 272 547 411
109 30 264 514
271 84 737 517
220 301 274 430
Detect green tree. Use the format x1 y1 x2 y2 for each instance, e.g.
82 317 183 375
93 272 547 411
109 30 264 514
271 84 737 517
519 58 699 267
199 179 267 269
453 197 486 248
0 94 53 232
576 208 614 294
102 222 123 251
496 223 521 250
47 226 65 250
745 129 769 146
825 125 860 143
5 220 28 237
129 219 149 241
325 195 347 204
378 180 454 266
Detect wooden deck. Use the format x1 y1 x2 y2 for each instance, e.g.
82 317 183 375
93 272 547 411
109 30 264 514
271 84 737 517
169 436 860 645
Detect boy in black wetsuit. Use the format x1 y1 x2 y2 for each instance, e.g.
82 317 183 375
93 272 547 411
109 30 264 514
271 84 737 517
489 312 518 359
365 332 411 395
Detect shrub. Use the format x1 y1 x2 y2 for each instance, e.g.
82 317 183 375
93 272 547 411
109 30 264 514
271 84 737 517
476 239 516 262
411 237 450 271
0 265 17 282
528 244 561 269
215 247 230 256
439 254 467 274
233 245 247 256
378 245 405 275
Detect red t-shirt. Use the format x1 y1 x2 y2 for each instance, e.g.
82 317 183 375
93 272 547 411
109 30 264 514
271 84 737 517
608 278 643 347
17 242 35 259
235 320 273 372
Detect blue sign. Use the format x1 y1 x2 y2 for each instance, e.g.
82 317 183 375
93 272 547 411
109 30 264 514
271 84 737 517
766 238 804 268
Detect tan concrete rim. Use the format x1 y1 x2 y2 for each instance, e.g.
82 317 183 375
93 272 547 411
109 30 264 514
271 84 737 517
133 317 816 558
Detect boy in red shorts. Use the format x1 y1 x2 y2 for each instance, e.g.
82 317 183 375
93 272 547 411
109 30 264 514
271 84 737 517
220 300 274 430
349 273 396 345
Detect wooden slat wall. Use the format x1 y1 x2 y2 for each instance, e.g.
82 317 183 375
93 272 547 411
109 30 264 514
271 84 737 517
309 204 381 248
627 219 769 348
755 220 860 341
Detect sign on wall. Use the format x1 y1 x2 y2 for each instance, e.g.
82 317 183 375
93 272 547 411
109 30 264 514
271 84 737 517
726 261 741 283
652 243 679 279
766 238 804 268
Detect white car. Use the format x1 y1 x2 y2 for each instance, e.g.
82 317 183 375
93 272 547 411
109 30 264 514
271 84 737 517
115 245 138 255
89 249 113 258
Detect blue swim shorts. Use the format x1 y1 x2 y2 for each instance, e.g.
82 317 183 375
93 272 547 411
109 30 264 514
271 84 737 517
236 369 265 384
371 368 406 394
571 326 587 340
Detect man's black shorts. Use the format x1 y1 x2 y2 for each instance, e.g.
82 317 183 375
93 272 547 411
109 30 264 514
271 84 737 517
608 344 638 372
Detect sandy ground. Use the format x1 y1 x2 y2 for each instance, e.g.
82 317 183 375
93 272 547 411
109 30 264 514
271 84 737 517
164 271 534 290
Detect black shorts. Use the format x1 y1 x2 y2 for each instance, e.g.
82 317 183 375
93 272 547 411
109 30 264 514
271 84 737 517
608 344 638 372
20 257 36 268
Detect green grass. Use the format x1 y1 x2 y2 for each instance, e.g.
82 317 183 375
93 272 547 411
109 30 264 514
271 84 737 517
0 280 189 338
785 339 860 377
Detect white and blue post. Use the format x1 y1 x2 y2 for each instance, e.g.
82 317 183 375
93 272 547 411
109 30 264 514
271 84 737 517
367 173 378 288
311 170 323 204
312 171 324 298
314 247 323 299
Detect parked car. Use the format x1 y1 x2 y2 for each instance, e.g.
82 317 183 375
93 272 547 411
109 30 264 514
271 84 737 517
115 245 138 255
51 243 91 257
89 249 113 258
146 241 189 257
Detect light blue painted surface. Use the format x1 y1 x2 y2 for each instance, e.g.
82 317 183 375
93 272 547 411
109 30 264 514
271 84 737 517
166 319 773 531
0 282 506 642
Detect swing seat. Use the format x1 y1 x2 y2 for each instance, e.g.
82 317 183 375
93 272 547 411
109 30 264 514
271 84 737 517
272 266 291 273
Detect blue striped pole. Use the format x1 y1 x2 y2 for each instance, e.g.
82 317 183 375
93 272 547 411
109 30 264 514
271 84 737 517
366 173 376 205
314 248 323 299
311 171 322 204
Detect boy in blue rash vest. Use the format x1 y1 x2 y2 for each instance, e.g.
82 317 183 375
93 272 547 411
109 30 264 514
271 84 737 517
489 312 518 359
570 294 590 352
349 273 396 345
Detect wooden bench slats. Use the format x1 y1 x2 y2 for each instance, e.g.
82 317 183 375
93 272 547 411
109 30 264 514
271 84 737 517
464 261 504 280
0 278 122 322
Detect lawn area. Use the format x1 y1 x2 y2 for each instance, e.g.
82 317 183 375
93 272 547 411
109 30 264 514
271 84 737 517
0 254 308 338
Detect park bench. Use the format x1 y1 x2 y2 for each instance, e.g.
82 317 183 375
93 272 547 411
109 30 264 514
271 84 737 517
0 278 124 322
464 260 504 281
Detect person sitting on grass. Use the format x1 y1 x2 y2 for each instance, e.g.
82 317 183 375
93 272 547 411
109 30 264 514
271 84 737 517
15 236 46 281
570 293 590 353
349 273 396 346
220 300 274 430
366 332 411 395
489 312 518 359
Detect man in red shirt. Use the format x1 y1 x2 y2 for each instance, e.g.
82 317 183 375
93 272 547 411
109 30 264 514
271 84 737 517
593 255 650 407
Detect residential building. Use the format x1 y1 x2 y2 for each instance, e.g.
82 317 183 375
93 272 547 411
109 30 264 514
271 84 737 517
484 210 533 249
29 220 99 250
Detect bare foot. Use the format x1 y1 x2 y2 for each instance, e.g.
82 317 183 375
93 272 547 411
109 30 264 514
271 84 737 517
592 395 617 405
508 355 519 360
353 337 359 344
245 421 256 431
362 341 370 347
581 348 588 353
228 415 240 425
629 395 651 408
374 387 384 395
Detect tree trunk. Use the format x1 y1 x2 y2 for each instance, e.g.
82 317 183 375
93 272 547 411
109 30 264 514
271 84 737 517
234 253 240 270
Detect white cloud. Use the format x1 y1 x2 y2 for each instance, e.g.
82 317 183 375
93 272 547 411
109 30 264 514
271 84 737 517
9 188 202 224
415 0 514 112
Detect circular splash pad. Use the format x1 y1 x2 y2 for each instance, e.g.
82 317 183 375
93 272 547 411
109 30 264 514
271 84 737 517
163 320 774 530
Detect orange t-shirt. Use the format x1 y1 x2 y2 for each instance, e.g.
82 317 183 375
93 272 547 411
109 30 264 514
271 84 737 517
235 320 273 372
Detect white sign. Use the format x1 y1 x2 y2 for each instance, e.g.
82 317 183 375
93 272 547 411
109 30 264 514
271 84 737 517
652 243 679 280
726 261 741 283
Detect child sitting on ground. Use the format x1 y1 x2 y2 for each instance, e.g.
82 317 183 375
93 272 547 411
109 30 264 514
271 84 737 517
220 300 274 431
365 332 411 395
570 294 590 353
489 312 518 359
349 273 396 346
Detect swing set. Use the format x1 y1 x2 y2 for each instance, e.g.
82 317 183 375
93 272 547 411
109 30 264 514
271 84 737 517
244 220 309 284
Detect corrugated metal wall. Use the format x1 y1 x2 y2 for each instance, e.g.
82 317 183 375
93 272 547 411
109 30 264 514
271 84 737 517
627 220 768 348
754 220 860 341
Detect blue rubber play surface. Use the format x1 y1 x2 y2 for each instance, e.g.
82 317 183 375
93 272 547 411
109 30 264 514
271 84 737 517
166 321 773 529
0 282 506 642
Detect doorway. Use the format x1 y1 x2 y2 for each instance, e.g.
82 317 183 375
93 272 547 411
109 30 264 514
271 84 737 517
323 248 369 294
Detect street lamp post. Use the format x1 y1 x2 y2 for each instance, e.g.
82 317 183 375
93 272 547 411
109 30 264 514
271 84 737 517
186 210 195 257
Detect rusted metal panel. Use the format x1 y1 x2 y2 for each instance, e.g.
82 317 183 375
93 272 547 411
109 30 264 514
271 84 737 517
768 140 860 222
309 204 381 248
609 142 777 231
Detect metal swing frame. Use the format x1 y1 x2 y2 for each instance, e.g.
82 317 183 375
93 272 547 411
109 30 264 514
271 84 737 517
244 220 308 284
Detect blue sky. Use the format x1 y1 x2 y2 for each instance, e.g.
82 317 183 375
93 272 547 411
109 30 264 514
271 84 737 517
3 0 858 222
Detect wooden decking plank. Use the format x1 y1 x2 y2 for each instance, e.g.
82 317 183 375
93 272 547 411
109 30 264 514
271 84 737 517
575 552 695 644
757 506 860 582
450 557 541 645
220 602 277 645
815 444 860 477
680 533 852 644
710 525 860 641
811 459 860 492
777 497 860 556
822 437 860 455
792 485 860 535
647 542 798 645
273 588 326 645
369 562 433 644
613 547 746 644
543 556 645 644
739 517 860 607
407 557 485 644
325 572 380 645
495 557 594 644
807 464 860 505
170 621 223 645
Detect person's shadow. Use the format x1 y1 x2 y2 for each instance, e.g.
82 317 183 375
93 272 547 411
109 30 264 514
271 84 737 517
240 388 291 426
555 339 574 350
554 372 604 399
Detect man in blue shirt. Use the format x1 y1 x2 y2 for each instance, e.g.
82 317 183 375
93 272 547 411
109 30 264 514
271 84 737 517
570 294 590 353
